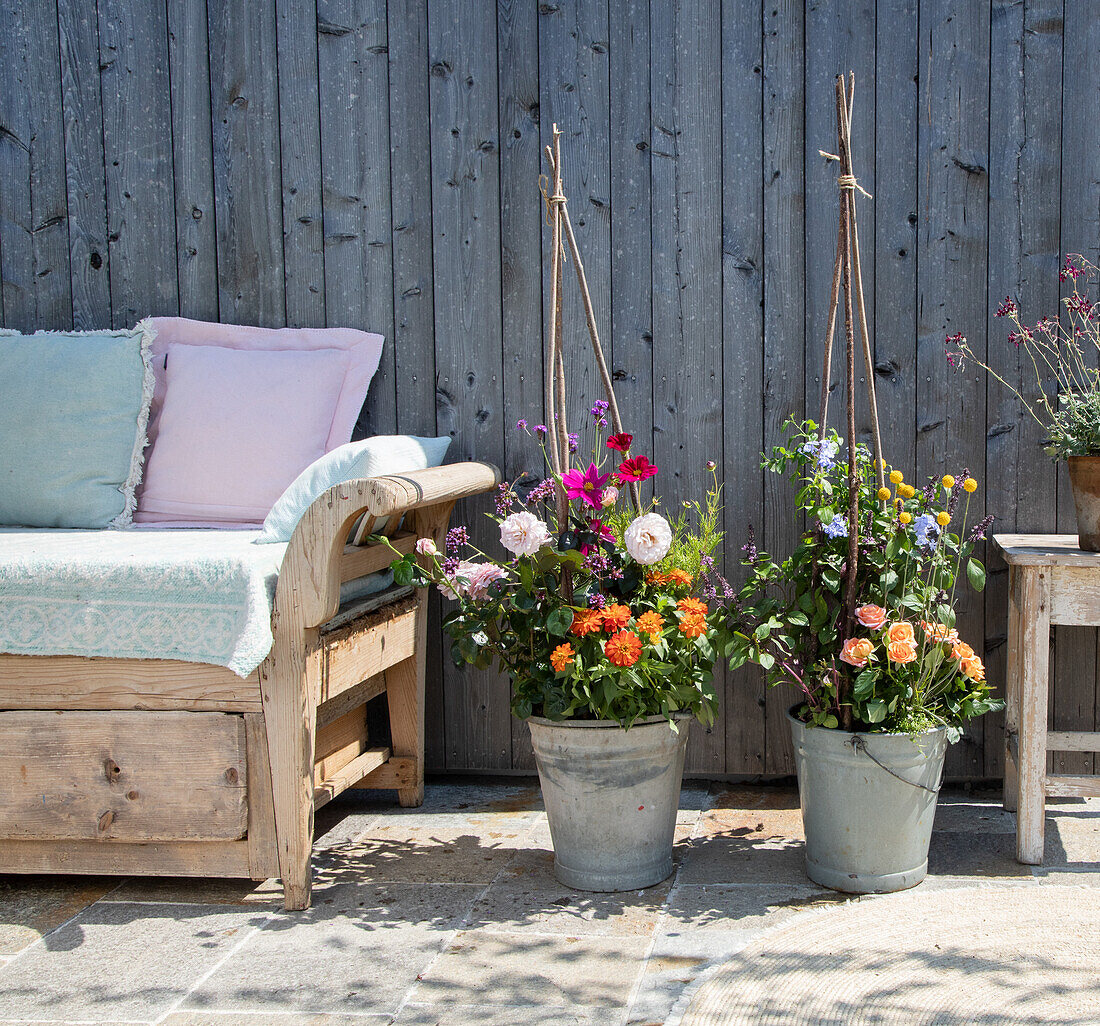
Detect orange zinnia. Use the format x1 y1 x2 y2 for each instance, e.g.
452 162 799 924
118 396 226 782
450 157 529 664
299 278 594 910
635 610 664 642
648 567 693 589
678 613 707 639
605 630 642 667
677 597 708 617
550 643 575 672
571 609 603 637
601 603 632 632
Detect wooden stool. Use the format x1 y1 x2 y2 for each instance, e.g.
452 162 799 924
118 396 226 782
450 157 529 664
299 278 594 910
996 535 1100 864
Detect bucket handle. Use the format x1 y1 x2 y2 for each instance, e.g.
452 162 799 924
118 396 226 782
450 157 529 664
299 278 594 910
846 735 943 795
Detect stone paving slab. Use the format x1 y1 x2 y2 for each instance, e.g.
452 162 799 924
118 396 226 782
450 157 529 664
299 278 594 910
412 929 650 1008
0 783 1095 1026
394 1002 623 1025
662 883 847 933
312 825 529 886
467 849 671 937
102 877 285 908
164 1014 391 1025
0 875 116 956
184 882 480 1017
0 902 268 1021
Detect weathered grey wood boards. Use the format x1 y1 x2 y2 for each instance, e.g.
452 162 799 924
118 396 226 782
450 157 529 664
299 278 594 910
1 0 1096 778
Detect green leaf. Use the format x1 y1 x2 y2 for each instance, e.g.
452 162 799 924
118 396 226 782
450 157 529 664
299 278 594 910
758 652 775 671
966 557 986 592
865 698 887 723
546 607 574 637
392 556 417 587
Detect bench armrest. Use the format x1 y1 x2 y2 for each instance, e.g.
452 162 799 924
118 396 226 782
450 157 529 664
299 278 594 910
275 462 500 629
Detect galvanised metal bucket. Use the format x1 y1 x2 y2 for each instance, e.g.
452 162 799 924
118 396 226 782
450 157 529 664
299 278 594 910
527 715 691 891
789 710 947 894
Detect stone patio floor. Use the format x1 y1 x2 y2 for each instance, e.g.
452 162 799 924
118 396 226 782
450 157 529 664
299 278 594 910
0 779 1096 1025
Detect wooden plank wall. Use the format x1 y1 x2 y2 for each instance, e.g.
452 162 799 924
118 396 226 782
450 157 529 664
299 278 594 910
3 0 1097 779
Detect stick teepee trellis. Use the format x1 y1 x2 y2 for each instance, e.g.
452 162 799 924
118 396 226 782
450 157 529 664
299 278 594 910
819 73 884 729
541 124 642 520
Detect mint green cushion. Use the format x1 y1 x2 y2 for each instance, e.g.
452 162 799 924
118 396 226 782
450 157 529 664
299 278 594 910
0 324 155 528
255 435 451 544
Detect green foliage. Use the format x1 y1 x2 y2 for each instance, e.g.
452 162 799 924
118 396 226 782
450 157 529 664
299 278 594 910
383 469 729 729
725 419 1003 737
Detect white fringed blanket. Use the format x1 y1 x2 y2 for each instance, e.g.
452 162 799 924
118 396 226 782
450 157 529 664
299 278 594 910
0 528 287 676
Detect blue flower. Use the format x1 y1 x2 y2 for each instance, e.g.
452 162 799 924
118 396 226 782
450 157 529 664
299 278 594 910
913 513 939 548
800 438 839 471
823 513 849 539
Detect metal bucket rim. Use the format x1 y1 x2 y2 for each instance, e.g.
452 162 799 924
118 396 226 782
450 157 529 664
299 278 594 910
528 712 693 731
786 705 948 742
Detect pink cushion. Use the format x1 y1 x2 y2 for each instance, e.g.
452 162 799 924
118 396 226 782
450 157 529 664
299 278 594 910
136 318 384 523
136 344 351 523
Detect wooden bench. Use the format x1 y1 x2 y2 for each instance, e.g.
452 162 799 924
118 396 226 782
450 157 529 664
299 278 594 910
0 463 498 909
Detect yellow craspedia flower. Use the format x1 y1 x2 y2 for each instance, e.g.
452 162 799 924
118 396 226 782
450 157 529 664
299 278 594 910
889 470 904 485
963 477 977 493
877 487 892 501
899 512 913 525
936 511 951 527
942 475 955 490
898 484 916 499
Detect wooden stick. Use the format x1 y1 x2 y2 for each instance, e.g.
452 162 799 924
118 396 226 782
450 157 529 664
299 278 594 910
550 129 573 601
836 77 858 732
544 130 567 528
818 216 844 434
545 145 642 513
818 86 855 437
837 74 885 491
551 129 570 490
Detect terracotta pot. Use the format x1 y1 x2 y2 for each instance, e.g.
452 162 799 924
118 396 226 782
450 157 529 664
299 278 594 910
1067 456 1100 551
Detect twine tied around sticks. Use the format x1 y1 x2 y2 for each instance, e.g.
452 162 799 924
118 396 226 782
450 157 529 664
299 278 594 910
818 150 873 198
538 174 568 227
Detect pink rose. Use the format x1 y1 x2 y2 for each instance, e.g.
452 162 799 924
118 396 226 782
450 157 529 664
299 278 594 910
855 604 887 630
462 562 509 602
415 537 438 556
840 637 874 668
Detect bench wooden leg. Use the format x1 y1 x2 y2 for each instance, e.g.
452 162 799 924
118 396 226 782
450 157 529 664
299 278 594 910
259 634 319 910
386 641 425 808
1016 566 1050 865
385 502 453 808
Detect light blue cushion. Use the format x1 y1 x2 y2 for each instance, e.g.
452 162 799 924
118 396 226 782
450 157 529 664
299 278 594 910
256 435 451 544
0 323 155 528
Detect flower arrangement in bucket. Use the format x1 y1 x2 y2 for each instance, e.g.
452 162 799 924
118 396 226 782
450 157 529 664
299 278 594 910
385 125 729 892
728 420 1000 744
725 74 1003 895
946 254 1100 549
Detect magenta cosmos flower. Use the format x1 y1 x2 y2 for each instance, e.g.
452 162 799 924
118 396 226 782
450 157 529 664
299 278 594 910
561 462 611 509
